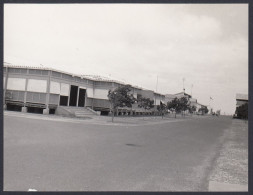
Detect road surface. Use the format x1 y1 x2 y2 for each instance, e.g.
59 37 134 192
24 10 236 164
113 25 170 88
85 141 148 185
4 112 245 191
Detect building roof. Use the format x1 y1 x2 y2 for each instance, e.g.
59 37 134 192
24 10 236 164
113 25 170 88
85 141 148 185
81 75 126 84
189 98 197 103
165 94 177 98
236 93 248 101
4 62 165 96
174 91 192 98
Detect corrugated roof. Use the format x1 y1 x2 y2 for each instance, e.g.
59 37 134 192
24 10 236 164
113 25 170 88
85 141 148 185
4 62 165 95
236 93 248 100
4 62 80 77
81 75 126 84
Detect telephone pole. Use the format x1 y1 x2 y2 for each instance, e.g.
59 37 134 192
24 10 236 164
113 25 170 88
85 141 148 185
156 75 158 92
191 84 193 97
183 78 185 93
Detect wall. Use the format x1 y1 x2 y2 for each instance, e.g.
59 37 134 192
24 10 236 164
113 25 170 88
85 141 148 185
27 79 47 93
93 88 109 100
60 83 69 96
236 100 248 107
7 78 26 91
140 89 154 99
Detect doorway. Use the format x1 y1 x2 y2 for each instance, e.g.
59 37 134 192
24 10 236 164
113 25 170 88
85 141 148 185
78 88 86 107
59 96 68 106
69 85 78 106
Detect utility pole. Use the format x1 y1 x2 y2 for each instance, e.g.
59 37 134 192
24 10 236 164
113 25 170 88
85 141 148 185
183 78 185 93
156 75 158 93
155 75 158 107
191 84 193 97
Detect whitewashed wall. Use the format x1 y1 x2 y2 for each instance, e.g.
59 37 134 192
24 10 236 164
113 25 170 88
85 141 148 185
7 78 26 91
60 83 69 96
50 81 60 94
86 88 94 98
27 79 47 93
93 89 108 100
154 97 162 105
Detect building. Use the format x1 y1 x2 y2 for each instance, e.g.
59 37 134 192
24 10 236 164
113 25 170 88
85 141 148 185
234 93 248 118
165 91 207 114
3 62 165 116
236 93 248 107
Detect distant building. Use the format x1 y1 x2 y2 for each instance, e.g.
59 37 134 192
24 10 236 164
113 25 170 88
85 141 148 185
234 93 248 119
236 93 248 107
165 91 207 114
165 92 191 104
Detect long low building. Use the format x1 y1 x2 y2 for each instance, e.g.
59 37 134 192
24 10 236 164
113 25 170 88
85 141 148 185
3 62 165 115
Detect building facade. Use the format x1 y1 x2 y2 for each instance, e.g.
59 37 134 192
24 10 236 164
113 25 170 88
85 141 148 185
3 63 165 115
236 93 248 108
165 91 207 114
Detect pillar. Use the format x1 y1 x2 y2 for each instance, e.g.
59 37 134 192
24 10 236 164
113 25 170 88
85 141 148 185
67 85 71 106
76 87 80 107
45 70 51 109
43 108 49 115
21 107 27 113
24 78 28 108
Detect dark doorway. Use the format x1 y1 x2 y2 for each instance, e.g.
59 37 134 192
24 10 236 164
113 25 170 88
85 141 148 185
6 104 22 112
49 109 55 114
69 85 78 106
101 111 109 116
27 107 43 114
78 88 86 107
60 96 68 106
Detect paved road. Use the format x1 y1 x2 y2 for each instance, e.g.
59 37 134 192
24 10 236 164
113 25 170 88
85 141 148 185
4 113 233 191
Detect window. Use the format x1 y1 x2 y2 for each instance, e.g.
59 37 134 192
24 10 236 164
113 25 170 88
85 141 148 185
62 73 73 80
52 71 62 78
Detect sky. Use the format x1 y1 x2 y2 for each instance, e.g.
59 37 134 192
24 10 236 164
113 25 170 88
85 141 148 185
4 4 248 114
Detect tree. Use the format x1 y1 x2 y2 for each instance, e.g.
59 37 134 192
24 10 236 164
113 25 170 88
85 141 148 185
137 94 154 116
236 103 248 119
189 105 197 115
157 101 167 119
198 106 209 115
108 85 136 122
167 97 189 118
179 97 189 117
167 97 180 118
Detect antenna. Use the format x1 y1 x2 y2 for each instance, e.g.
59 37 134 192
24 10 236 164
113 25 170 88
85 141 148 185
191 84 193 97
183 78 185 93
156 75 158 92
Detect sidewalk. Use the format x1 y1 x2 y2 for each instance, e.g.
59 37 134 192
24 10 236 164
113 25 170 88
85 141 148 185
4 111 192 126
208 119 248 191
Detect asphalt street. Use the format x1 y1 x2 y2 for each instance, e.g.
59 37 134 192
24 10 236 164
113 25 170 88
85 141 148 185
4 113 234 191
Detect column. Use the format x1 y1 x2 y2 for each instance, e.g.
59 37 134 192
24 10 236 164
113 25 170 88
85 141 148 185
22 77 28 112
44 70 51 114
76 87 80 107
67 85 71 106
4 67 8 107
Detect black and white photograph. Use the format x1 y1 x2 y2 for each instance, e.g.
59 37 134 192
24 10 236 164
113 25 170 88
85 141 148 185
3 3 248 192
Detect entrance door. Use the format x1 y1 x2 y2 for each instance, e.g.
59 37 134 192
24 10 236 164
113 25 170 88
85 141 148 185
59 96 68 106
69 85 78 106
78 88 86 107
